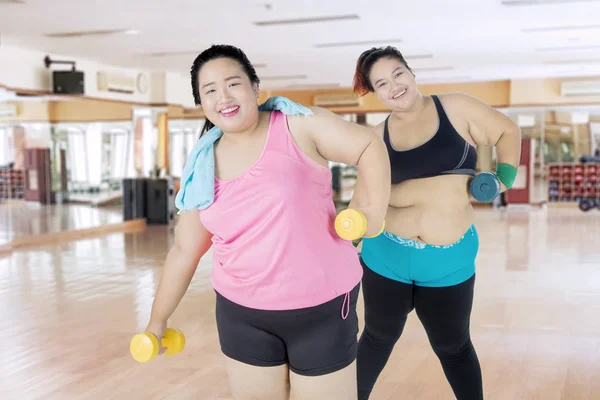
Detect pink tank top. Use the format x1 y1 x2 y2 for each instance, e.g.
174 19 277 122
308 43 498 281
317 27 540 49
199 111 362 311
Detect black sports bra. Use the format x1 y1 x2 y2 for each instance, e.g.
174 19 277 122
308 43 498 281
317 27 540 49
383 95 477 185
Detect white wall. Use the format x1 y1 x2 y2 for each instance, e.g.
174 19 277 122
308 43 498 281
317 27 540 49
366 113 389 127
0 45 194 107
149 72 166 105
0 46 51 93
165 72 195 108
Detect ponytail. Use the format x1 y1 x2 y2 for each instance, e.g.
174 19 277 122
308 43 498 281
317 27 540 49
198 119 215 140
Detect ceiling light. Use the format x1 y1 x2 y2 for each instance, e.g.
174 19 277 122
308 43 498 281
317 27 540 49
405 54 434 60
254 14 359 26
252 2 273 10
545 58 600 64
536 45 600 51
503 0 600 5
315 39 402 48
260 75 307 80
417 76 472 83
149 51 201 57
45 28 133 38
286 83 341 89
124 29 140 35
414 66 455 72
522 24 600 32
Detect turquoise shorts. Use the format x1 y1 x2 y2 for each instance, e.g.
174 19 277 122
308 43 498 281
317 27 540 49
360 225 479 287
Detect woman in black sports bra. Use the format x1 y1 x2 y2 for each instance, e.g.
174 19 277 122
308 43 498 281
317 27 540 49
351 46 522 399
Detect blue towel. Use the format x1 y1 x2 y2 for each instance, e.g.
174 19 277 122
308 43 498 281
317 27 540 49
175 96 313 213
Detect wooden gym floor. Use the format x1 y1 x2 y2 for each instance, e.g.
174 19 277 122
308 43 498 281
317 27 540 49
0 206 598 399
0 200 123 247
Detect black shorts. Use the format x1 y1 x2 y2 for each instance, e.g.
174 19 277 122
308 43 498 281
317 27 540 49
215 283 360 377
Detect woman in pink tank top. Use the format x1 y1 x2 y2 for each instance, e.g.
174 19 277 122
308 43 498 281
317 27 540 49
141 44 390 400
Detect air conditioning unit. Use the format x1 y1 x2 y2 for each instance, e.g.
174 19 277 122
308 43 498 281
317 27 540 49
560 80 600 97
0 103 19 117
314 93 361 107
97 71 136 94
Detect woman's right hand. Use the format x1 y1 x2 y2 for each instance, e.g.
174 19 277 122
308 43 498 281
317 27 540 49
140 210 212 357
144 319 168 355
347 200 385 239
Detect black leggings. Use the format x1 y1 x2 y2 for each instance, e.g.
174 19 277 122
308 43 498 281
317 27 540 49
357 259 483 400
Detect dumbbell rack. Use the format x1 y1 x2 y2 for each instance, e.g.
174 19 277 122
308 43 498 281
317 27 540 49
547 162 600 210
0 167 25 200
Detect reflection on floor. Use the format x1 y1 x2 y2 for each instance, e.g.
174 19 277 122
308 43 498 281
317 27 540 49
0 207 599 399
68 190 123 207
0 200 123 246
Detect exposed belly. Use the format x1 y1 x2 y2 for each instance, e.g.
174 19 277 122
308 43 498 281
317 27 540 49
385 175 475 245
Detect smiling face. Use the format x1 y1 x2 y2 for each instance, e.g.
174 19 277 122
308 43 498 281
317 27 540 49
368 56 418 112
197 57 260 134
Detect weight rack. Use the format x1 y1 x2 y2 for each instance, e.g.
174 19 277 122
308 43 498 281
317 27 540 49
547 162 600 212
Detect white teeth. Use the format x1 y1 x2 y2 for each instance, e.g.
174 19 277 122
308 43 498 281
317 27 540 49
220 106 239 114
393 89 407 99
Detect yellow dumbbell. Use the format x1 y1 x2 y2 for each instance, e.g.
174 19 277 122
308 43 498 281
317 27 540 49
129 328 186 363
335 209 385 241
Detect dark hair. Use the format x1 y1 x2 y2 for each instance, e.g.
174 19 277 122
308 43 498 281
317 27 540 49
352 46 414 96
190 44 261 137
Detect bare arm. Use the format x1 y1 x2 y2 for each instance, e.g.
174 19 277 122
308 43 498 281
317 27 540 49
146 210 212 332
448 93 522 191
296 106 391 237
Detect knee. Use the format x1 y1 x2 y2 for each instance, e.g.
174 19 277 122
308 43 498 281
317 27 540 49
360 319 405 350
231 384 290 400
431 337 476 365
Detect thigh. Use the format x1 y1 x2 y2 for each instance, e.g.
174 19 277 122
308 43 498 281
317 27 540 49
226 356 290 400
215 291 288 368
290 360 357 400
360 257 414 337
414 275 476 347
285 284 360 377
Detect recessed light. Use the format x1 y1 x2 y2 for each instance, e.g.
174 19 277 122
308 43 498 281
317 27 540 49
503 0 600 6
405 54 434 60
417 76 472 83
286 83 341 89
45 28 137 38
253 2 273 10
254 14 359 26
260 75 307 80
314 39 402 48
522 24 600 32
124 29 140 35
414 66 455 72
536 45 600 51
545 58 600 64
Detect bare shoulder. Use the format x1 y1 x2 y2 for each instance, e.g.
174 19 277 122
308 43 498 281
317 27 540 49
287 105 373 135
438 92 519 146
372 121 385 139
291 105 337 125
285 105 326 133
437 92 509 126
307 105 336 117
